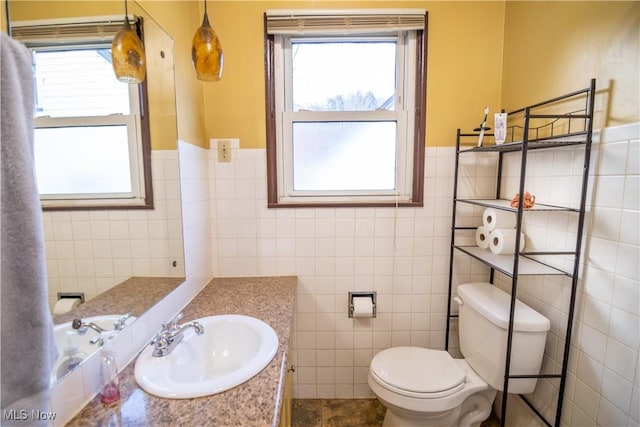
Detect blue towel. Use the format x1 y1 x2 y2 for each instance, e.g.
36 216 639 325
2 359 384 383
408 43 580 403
1 32 58 425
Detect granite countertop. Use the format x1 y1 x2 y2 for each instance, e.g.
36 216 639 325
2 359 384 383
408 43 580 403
67 276 297 427
53 277 185 325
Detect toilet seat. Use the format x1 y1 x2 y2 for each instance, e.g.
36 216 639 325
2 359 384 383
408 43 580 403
370 347 466 399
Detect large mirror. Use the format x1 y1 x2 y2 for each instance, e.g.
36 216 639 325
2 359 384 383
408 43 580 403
4 0 185 385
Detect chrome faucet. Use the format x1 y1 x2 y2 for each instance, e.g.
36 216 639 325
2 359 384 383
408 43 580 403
113 313 132 331
151 312 204 357
72 318 108 335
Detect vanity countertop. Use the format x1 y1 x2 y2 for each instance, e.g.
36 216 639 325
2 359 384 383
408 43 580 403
53 276 184 325
66 276 297 427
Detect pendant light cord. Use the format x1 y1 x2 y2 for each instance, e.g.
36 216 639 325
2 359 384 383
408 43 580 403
4 0 12 36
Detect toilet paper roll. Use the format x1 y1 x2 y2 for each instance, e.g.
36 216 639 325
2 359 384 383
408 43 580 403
475 226 490 249
482 208 517 231
489 229 525 255
352 296 374 318
53 298 81 315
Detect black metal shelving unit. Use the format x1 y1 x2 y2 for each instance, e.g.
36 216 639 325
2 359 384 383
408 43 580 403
445 79 596 427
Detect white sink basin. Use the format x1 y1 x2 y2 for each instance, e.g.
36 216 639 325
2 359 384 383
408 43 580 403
134 314 279 399
52 314 136 384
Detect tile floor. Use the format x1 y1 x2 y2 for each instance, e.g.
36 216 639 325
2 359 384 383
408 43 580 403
291 399 501 427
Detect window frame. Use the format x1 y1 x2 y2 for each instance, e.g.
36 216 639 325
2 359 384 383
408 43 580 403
14 17 153 211
264 11 428 208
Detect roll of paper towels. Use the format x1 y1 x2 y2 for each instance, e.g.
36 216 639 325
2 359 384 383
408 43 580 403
489 229 525 255
475 226 490 249
53 297 81 315
352 296 374 318
482 208 517 231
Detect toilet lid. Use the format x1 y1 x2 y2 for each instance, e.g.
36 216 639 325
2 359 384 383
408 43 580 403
370 347 466 395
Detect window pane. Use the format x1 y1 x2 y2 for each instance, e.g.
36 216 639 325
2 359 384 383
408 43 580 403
34 126 132 195
292 122 396 191
34 49 130 117
292 41 396 112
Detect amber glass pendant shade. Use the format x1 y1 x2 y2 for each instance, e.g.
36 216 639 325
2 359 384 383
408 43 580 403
192 11 223 82
111 13 146 83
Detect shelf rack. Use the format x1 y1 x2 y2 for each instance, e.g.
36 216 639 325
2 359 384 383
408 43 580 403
445 79 596 427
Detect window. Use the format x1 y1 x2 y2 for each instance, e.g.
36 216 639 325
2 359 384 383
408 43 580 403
265 10 428 207
12 18 152 210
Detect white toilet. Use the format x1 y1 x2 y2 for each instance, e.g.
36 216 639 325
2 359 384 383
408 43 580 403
368 282 551 427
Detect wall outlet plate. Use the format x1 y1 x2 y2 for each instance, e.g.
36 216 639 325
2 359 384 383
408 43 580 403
217 140 232 162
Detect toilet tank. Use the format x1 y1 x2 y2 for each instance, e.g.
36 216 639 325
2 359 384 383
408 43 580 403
456 282 550 394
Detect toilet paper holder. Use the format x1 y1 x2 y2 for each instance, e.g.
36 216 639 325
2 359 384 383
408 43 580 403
57 292 85 303
348 291 377 318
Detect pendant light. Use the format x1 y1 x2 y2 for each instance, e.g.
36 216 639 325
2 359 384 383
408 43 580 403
111 0 146 83
192 0 223 81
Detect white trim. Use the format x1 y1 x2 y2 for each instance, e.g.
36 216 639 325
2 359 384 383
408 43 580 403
28 40 149 209
400 31 417 195
273 31 417 205
277 194 412 205
284 111 398 122
39 197 147 209
34 115 133 127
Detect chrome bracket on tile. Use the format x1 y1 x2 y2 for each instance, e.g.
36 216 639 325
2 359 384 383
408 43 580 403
57 292 85 303
348 291 377 318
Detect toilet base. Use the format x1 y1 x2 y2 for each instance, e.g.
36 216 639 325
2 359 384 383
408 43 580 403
382 404 461 427
378 389 497 427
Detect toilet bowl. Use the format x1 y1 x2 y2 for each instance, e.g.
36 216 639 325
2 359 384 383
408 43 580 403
368 283 550 427
368 347 496 427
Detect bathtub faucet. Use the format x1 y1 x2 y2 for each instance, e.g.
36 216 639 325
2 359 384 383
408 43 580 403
71 318 108 335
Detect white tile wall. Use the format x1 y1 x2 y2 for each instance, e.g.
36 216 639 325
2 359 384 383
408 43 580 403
495 123 640 426
48 122 640 425
48 144 212 425
43 150 186 310
207 141 493 399
205 123 638 426
179 141 213 279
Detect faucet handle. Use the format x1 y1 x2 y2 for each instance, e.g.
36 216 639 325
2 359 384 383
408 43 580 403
155 314 180 338
170 312 184 325
158 320 172 334
166 312 184 331
113 313 132 330
71 319 89 335
151 331 168 346
89 335 104 346
71 318 83 330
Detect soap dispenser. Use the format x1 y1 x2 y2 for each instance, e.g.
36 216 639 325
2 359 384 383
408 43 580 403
56 331 87 380
99 338 120 404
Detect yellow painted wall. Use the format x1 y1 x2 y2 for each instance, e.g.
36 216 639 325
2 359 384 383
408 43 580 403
137 0 207 148
501 1 640 127
1 0 7 31
203 1 506 148
8 1 637 148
